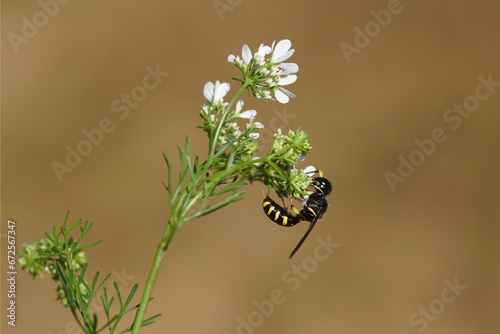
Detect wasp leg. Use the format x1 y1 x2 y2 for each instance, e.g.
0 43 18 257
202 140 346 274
280 197 287 210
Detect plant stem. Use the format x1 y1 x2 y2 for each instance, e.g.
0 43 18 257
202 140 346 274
130 218 177 334
209 81 250 157
130 167 241 332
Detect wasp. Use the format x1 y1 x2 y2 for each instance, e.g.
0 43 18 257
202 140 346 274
262 173 332 258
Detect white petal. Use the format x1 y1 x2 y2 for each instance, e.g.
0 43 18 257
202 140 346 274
239 109 257 119
275 89 290 104
272 39 292 62
235 100 244 112
278 75 297 86
257 43 271 56
213 82 230 102
203 81 215 101
279 62 299 74
277 49 294 63
249 133 259 139
280 87 296 99
254 122 264 129
242 44 252 64
275 87 296 104
227 55 236 63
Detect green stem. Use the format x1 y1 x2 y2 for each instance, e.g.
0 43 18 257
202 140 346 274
209 81 250 157
131 219 177 334
130 164 242 333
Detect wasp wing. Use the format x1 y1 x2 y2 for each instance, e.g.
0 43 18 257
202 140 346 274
288 216 320 259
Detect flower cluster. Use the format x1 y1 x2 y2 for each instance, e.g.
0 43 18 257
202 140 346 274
228 39 299 104
270 128 311 166
19 238 87 280
261 129 314 198
200 82 263 146
198 39 316 200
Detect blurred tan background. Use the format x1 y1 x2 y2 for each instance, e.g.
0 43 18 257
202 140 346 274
2 0 500 333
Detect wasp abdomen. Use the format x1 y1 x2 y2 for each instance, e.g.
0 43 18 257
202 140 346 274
262 195 301 227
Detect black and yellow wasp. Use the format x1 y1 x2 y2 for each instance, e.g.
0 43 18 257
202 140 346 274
262 173 332 258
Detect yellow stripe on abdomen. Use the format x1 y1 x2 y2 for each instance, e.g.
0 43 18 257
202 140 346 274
267 206 274 215
274 211 280 221
282 216 288 226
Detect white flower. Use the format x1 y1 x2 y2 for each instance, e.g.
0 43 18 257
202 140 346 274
234 100 260 124
224 99 265 143
239 108 264 130
203 81 230 104
239 109 257 119
246 118 264 139
253 121 264 129
228 40 299 104
234 100 254 118
238 106 264 139
227 54 240 64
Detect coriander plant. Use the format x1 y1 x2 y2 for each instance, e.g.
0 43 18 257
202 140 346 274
20 39 324 334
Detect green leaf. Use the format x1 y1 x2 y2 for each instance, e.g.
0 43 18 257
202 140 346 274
123 284 139 310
